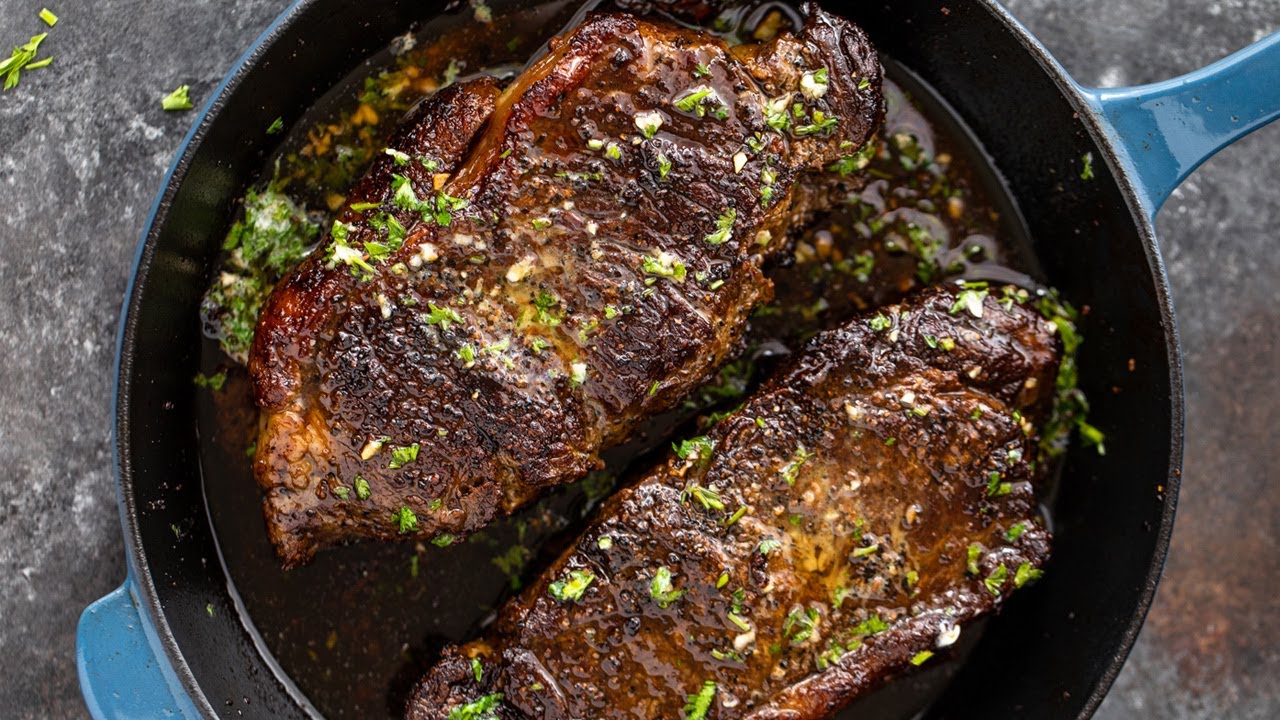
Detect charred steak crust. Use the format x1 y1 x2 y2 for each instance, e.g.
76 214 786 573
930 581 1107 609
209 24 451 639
407 285 1062 720
249 8 885 567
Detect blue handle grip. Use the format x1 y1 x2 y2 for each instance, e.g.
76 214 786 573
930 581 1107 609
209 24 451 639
1077 31 1280 218
77 580 201 719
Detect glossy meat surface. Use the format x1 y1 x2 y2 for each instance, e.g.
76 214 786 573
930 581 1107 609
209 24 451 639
407 285 1061 719
249 9 884 566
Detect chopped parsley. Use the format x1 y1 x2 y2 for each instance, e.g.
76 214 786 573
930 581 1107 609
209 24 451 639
547 568 594 602
384 147 410 165
759 166 777 205
703 208 736 246
1005 522 1028 542
985 471 1012 497
758 537 782 555
673 435 715 462
457 344 476 365
192 371 227 391
795 110 838 136
642 252 687 282
392 506 418 534
532 291 562 326
203 185 320 361
391 173 468 226
1080 152 1095 180
431 533 456 547
693 62 711 78
673 85 724 118
650 566 685 608
984 563 1008 595
332 485 350 500
388 443 419 469
447 693 503 720
851 543 879 559
657 153 672 180
764 95 791 133
266 116 284 135
2 32 53 91
784 606 820 645
868 313 891 331
324 222 375 280
780 445 815 486
354 476 371 500
966 543 981 576
827 141 877 176
161 84 193 111
683 680 717 720
470 658 483 682
682 485 724 512
854 615 889 636
423 303 463 331
1014 562 1044 588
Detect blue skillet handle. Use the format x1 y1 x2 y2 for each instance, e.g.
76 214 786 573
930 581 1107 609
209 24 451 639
1077 31 1280 219
77 579 201 719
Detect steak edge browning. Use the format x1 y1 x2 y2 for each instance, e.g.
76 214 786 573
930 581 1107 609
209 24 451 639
407 285 1062 720
249 8 885 567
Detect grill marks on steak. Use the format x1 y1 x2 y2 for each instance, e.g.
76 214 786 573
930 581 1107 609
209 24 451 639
406 286 1061 720
249 9 884 567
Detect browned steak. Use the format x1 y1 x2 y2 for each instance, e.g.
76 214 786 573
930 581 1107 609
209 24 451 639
249 8 884 567
406 285 1061 720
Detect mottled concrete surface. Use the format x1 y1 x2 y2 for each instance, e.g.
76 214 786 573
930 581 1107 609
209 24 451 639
0 1 1276 718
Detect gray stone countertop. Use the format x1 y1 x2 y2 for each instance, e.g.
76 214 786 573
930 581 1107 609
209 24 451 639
0 1 1276 718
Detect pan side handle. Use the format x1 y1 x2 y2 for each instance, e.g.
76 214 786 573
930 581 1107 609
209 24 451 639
1077 31 1280 219
77 579 202 719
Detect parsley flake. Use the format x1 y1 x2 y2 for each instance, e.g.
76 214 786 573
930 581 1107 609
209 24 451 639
423 303 463 331
447 693 503 720
642 252 687 282
984 563 1008 595
703 208 736 246
392 506 418 534
161 84 193 111
547 568 594 602
1014 562 1044 588
388 443 419 469
683 681 717 720
650 566 685 608
1 33 50 91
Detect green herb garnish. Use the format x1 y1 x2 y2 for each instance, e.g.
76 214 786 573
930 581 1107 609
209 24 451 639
392 506 418 534
547 568 595 602
650 566 685 608
703 208 736 246
683 681 717 720
161 84 193 111
388 443 419 469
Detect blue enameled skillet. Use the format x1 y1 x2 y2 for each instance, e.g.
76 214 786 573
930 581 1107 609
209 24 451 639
77 1 1280 717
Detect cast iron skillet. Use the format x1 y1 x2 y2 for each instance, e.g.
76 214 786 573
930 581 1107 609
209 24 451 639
76 0 1280 718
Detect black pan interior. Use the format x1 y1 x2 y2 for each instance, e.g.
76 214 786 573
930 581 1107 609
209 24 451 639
115 0 1180 718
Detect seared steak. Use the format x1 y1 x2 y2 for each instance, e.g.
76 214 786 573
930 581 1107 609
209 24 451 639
249 8 884 566
407 285 1060 720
